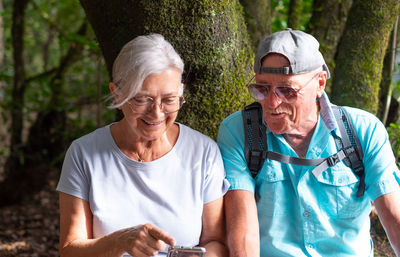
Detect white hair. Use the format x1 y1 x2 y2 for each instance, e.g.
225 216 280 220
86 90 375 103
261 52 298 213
109 33 184 109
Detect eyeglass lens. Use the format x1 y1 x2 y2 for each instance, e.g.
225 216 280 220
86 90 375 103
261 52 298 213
128 96 185 114
248 85 298 101
247 72 320 102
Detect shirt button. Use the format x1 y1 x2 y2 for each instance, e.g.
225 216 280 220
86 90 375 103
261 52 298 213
303 211 311 217
308 244 314 249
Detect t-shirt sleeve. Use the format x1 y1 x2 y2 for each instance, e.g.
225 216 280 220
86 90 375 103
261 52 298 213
202 142 230 204
217 112 255 194
350 108 400 201
56 141 90 201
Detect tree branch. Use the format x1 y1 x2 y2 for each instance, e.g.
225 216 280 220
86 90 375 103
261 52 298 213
26 68 57 83
49 20 88 106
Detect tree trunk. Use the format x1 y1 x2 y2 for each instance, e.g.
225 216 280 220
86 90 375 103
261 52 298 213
287 0 302 30
239 0 271 50
0 0 4 69
307 0 353 94
331 0 400 113
80 0 253 139
5 0 30 183
379 15 398 125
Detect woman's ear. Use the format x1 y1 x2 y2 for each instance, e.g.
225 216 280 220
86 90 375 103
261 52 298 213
109 82 122 108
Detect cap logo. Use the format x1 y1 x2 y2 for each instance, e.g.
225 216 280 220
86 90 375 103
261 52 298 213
261 66 291 75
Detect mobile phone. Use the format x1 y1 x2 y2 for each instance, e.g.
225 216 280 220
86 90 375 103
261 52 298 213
166 246 206 257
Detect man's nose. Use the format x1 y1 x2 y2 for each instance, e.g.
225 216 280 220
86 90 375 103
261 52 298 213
264 88 283 108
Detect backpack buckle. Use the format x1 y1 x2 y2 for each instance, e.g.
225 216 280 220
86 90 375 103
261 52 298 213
326 153 340 167
248 150 264 176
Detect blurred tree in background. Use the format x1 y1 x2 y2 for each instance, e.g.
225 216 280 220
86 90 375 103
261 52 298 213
0 0 112 205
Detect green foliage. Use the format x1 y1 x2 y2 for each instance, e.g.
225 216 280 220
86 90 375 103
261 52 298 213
271 0 313 32
0 0 114 163
387 70 400 167
388 121 400 167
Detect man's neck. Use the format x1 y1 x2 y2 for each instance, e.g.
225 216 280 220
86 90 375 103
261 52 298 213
282 102 320 157
283 128 315 158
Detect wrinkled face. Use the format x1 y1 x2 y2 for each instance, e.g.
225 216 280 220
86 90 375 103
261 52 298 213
118 67 183 141
256 54 326 135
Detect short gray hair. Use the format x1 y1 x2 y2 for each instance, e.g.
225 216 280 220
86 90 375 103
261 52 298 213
109 33 184 109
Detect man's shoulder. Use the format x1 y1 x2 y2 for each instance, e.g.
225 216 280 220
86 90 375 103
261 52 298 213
339 106 389 155
221 110 243 126
342 105 376 117
341 106 382 128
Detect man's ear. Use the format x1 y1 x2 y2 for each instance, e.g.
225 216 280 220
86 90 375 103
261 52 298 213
316 71 327 98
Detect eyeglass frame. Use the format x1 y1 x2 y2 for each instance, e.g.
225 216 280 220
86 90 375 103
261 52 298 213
247 71 321 102
126 94 186 114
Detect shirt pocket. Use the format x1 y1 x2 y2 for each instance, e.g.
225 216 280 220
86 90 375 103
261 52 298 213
315 163 365 218
256 160 294 216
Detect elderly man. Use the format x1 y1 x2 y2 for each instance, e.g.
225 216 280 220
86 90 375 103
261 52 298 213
217 28 400 257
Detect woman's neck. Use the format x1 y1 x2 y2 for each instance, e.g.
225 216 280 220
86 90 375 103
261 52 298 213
110 121 179 162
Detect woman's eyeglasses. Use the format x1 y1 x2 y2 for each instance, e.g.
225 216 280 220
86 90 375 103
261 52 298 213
127 95 185 114
247 72 320 102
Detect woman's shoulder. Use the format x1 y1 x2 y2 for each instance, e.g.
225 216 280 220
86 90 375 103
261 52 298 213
178 123 217 146
70 124 112 150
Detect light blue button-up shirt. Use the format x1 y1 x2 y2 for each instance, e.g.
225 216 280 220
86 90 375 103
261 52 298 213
217 93 400 257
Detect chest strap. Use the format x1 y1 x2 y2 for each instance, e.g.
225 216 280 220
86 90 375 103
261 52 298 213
242 102 365 197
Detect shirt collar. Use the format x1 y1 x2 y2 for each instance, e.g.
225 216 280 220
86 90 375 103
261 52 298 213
318 91 337 132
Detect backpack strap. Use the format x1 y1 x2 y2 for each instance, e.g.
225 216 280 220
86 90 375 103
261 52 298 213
242 102 267 178
332 105 365 197
242 103 365 198
242 102 349 172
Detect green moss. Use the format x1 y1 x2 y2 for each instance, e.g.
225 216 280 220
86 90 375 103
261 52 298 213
138 0 253 138
331 0 399 114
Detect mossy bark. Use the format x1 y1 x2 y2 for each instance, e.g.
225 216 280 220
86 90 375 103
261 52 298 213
306 0 353 93
331 0 400 113
239 0 271 50
80 0 253 138
378 17 398 124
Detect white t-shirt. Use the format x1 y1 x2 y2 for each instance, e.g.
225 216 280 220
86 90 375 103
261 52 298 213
57 123 229 256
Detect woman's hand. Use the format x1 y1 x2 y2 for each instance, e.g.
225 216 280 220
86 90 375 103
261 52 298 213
114 223 176 257
59 193 175 257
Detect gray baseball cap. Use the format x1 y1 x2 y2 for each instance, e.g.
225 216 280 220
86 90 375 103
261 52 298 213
254 28 330 78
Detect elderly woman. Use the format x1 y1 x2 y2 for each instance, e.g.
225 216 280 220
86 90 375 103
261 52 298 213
57 34 229 257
